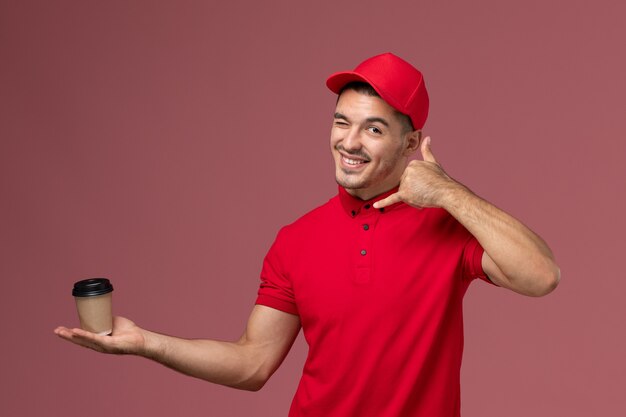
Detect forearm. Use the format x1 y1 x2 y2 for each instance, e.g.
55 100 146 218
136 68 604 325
442 184 560 296
140 330 266 391
372 137 559 296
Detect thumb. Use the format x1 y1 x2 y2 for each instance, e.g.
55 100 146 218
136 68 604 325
373 192 402 209
421 136 437 163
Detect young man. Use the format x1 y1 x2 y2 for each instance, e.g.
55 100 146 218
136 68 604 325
56 53 559 416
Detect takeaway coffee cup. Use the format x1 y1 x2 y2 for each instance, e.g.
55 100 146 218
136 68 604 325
72 278 114 335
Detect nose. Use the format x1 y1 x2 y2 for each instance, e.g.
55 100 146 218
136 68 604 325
341 127 362 152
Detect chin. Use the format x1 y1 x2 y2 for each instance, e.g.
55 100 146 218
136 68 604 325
335 175 368 190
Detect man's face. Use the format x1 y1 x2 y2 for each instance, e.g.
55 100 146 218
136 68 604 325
330 89 419 200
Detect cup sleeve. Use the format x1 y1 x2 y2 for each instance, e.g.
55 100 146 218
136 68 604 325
255 228 299 315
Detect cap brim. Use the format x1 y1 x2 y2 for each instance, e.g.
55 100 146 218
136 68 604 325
326 71 405 120
326 71 374 94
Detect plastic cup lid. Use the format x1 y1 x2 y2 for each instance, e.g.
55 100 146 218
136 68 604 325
72 278 114 297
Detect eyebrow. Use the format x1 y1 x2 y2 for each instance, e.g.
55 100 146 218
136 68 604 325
334 112 349 122
334 112 390 128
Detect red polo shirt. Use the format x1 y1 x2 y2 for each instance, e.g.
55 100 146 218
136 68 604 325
256 186 491 417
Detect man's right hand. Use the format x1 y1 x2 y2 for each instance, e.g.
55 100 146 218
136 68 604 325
54 316 146 355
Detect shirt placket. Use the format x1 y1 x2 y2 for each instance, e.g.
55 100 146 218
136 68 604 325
353 204 381 284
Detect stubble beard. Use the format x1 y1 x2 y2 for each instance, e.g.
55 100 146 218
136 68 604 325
334 147 405 192
335 171 369 190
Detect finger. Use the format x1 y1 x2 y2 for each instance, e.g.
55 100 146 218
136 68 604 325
55 327 111 351
373 192 402 209
54 326 86 340
55 326 88 342
55 327 97 349
54 326 72 339
421 136 437 163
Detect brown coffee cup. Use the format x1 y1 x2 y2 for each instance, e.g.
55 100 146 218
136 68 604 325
72 278 114 335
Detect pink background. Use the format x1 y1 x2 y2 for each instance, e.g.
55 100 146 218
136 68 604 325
1 1 625 416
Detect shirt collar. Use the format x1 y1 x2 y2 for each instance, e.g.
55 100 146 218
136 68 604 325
338 185 403 217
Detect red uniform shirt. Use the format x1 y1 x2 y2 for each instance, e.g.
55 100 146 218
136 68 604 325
256 186 492 417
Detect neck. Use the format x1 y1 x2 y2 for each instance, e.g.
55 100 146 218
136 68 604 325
344 182 400 201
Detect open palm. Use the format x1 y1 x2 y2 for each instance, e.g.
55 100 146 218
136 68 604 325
54 316 145 355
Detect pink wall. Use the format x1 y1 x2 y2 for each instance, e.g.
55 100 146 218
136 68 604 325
2 0 625 415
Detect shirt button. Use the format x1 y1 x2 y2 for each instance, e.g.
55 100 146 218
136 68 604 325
364 204 371 209
351 210 356 217
363 224 369 231
360 249 367 256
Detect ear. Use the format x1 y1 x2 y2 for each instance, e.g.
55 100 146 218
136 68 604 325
404 129 422 155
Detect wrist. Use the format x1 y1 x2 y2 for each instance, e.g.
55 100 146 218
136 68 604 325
138 328 165 360
439 181 474 213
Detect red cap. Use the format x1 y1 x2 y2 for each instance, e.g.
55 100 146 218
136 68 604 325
326 52 429 130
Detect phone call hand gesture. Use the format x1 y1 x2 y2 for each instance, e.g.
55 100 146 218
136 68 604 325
373 137 465 211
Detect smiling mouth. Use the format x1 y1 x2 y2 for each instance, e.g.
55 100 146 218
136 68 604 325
339 150 370 167
342 155 368 166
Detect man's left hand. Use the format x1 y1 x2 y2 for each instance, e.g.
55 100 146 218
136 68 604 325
373 136 464 210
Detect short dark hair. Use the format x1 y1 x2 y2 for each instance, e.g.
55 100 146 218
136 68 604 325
338 81 415 134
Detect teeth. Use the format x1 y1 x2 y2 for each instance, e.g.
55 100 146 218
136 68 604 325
343 156 366 165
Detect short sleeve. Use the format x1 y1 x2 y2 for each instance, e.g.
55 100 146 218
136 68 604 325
255 228 299 315
462 235 497 285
